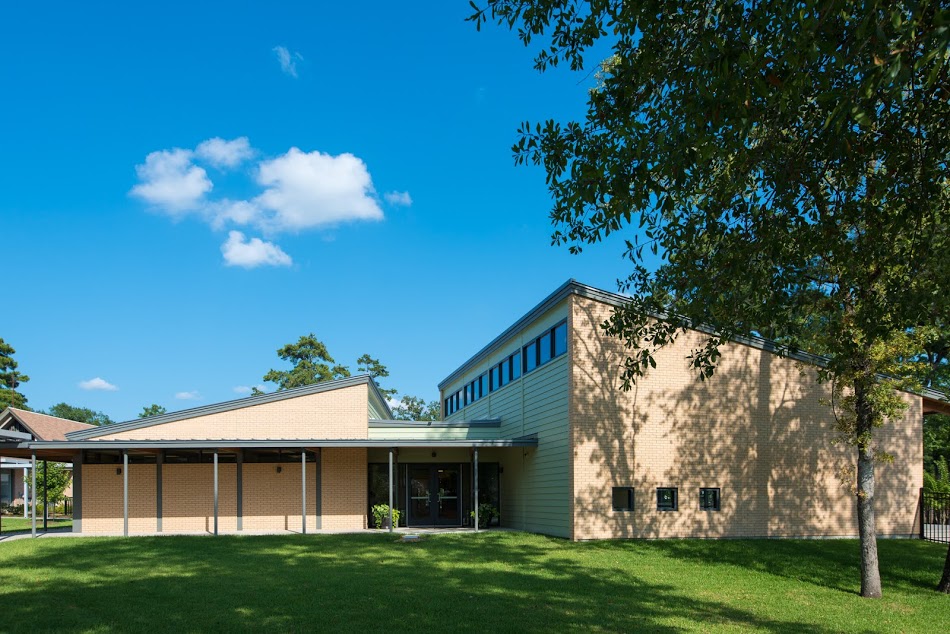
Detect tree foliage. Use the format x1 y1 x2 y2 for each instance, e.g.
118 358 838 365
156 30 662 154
35 461 71 507
391 396 442 421
262 334 352 390
0 337 29 410
357 354 398 400
46 403 113 426
139 404 167 418
472 0 950 597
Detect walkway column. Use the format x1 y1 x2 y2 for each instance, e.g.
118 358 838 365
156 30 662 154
122 450 128 537
43 460 48 530
236 450 243 531
388 448 394 533
301 450 307 535
474 447 479 533
213 451 219 536
30 453 36 538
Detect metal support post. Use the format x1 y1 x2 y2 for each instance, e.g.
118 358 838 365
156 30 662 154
301 450 307 535
388 448 394 532
474 447 479 533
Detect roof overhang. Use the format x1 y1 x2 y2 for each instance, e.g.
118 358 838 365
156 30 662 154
23 436 539 451
923 390 950 416
369 418 501 428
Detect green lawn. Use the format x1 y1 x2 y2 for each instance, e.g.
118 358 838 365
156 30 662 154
0 532 947 632
0 517 72 533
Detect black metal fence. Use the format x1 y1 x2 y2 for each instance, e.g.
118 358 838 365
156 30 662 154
920 489 950 544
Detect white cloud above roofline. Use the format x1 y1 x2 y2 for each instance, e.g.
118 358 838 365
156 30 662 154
78 377 118 391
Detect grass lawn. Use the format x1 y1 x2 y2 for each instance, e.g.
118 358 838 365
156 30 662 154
0 517 72 533
0 532 947 633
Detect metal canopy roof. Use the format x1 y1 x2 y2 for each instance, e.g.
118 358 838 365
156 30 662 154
11 436 539 451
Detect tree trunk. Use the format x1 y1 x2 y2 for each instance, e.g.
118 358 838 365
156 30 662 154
938 543 950 593
855 380 882 599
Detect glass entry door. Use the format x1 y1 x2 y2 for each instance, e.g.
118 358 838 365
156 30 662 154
407 465 461 526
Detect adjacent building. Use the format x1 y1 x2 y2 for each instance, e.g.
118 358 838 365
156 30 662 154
1 280 944 539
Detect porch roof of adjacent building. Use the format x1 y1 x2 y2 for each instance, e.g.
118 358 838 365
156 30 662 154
0 407 96 440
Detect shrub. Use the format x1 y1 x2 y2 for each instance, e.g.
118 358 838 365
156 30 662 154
470 503 499 528
372 504 401 529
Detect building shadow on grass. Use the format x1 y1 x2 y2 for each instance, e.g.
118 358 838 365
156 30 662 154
0 533 840 633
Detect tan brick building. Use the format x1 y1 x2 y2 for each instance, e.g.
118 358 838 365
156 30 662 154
1 281 945 539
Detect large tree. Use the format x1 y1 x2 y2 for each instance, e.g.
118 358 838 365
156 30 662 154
46 403 113 426
0 337 30 410
472 0 950 597
262 334 352 391
357 354 398 400
139 404 167 418
391 396 442 421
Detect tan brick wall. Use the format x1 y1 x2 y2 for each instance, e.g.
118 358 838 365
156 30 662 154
81 465 123 533
242 463 317 531
570 295 924 540
94 385 369 441
80 450 366 534
162 464 237 533
322 448 367 531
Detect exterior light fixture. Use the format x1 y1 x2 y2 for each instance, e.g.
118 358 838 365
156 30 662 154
276 466 282 474
116 468 122 476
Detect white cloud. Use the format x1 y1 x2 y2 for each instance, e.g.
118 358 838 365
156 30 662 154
273 46 302 78
132 140 387 267
130 149 212 212
175 390 201 400
384 191 412 206
221 231 292 268
253 148 384 231
196 137 254 169
78 377 118 392
233 385 267 395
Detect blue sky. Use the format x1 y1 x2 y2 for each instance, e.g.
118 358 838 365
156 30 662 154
1 1 633 421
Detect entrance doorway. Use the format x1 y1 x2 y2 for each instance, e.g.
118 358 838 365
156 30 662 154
408 465 461 526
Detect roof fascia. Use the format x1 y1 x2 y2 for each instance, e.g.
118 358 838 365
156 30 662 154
366 379 394 419
65 375 377 440
369 419 501 428
32 436 538 450
438 279 577 390
437 279 849 392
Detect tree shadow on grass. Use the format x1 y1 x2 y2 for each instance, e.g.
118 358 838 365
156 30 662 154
0 533 841 633
618 537 948 595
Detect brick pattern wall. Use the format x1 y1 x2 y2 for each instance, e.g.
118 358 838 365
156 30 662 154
162 464 237 533
322 448 367 531
94 385 369 441
79 450 367 534
570 295 923 540
243 463 317 532
81 465 123 533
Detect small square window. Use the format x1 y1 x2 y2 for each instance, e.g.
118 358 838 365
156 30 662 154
699 488 720 511
612 487 634 512
657 487 678 511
